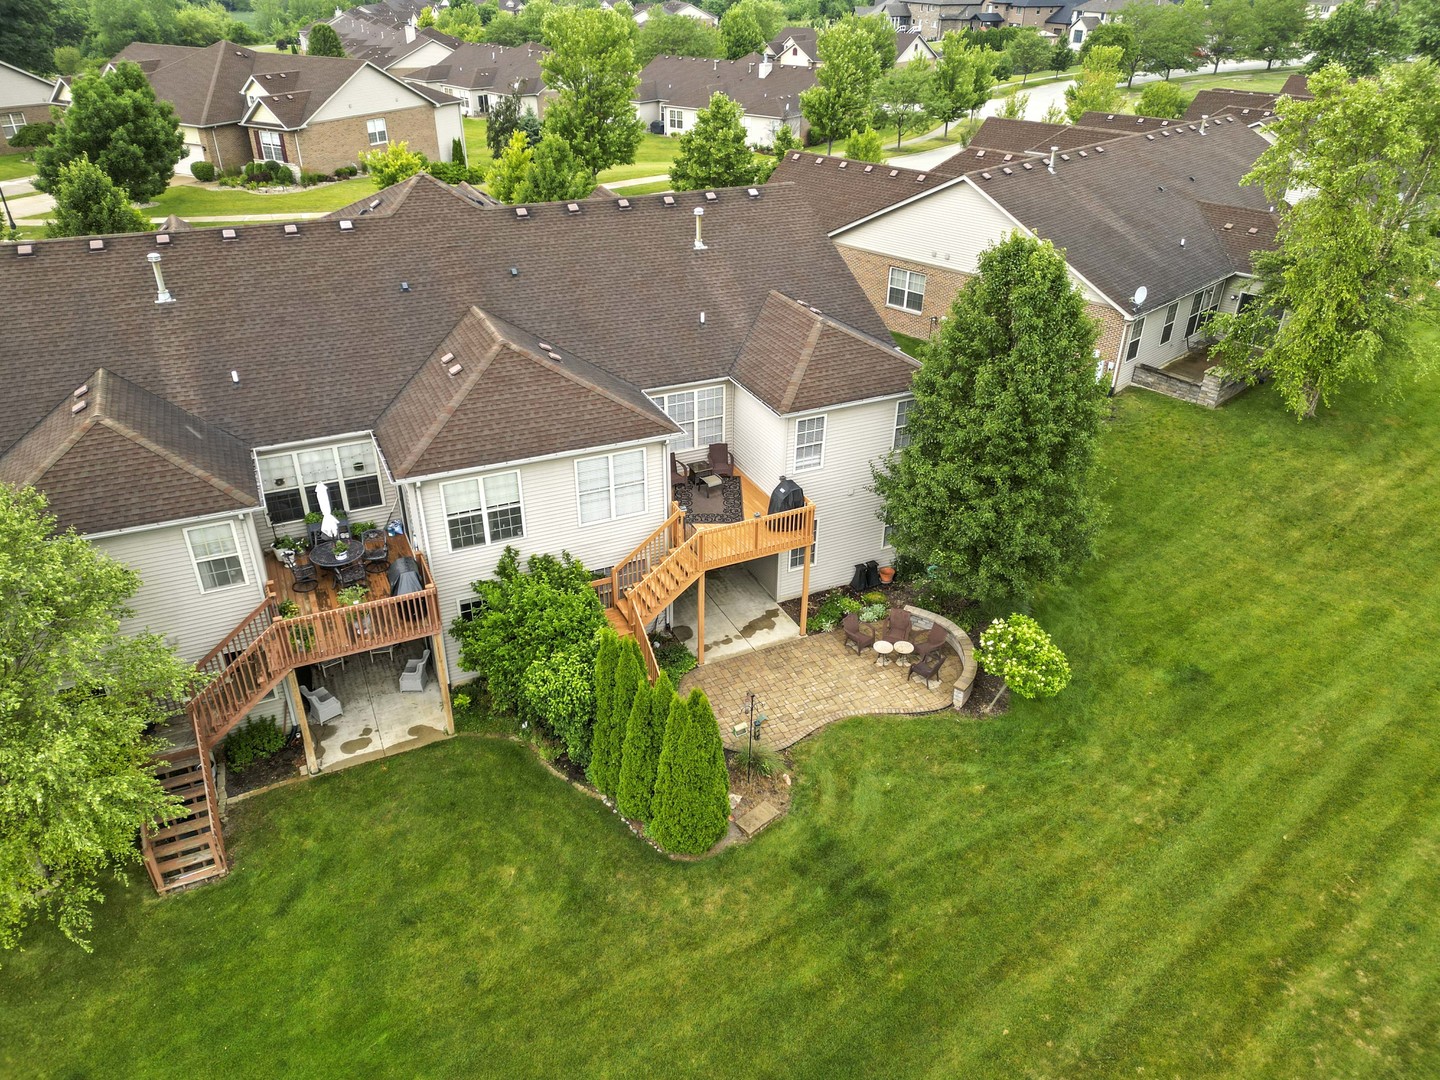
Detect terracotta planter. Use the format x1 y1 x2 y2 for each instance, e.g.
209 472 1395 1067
878 566 896 584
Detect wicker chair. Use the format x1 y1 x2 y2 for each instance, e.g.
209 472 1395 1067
361 529 390 574
883 608 912 644
707 441 735 479
289 559 318 593
911 624 947 660
841 612 876 654
908 647 947 689
670 452 688 487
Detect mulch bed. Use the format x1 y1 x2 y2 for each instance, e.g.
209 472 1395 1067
225 731 306 797
725 746 796 819
777 579 924 626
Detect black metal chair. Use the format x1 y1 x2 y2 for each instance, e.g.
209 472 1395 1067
362 529 390 574
290 559 318 593
333 561 368 590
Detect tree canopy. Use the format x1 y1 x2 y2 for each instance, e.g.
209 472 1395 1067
874 59 934 148
1303 0 1409 77
45 154 151 237
1064 43 1123 121
1209 62 1440 418
669 92 759 190
359 140 427 188
514 132 595 202
1244 0 1311 69
1124 0 1205 81
874 233 1106 606
540 6 645 174
0 486 200 954
305 21 346 56
1078 22 1139 84
929 35 993 134
36 62 183 202
636 11 722 65
0 0 57 72
1004 26 1051 84
800 18 883 153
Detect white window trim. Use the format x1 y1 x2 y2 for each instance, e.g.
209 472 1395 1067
1 113 24 138
184 520 249 594
793 415 826 472
1159 300 1179 345
258 441 385 526
893 397 912 450
1125 316 1146 362
457 597 485 620
886 267 926 314
366 117 388 145
649 384 725 452
440 469 526 552
258 129 284 162
788 532 817 571
574 448 649 527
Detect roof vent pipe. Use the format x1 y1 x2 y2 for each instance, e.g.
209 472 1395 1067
693 206 707 251
147 252 174 304
1048 145 1058 174
1200 113 1208 134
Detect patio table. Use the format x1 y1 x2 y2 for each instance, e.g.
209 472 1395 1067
893 640 915 667
308 539 365 572
873 640 894 667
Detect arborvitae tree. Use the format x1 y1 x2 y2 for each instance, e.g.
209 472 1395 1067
615 679 657 820
307 22 346 56
587 629 623 794
45 155 150 237
513 133 595 202
649 688 730 854
611 638 643 740
36 62 184 202
669 92 757 191
873 232 1106 607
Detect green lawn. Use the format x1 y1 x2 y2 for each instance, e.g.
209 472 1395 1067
1120 66 1304 109
5 353 1440 1075
0 155 38 182
144 176 376 218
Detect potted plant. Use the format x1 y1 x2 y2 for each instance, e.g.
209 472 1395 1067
332 538 350 557
272 535 302 566
878 566 896 584
304 510 324 546
277 599 314 650
337 583 371 637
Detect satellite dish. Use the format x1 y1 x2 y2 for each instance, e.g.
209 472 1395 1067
1132 285 1148 308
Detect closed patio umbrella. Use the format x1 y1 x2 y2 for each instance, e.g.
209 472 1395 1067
315 482 340 539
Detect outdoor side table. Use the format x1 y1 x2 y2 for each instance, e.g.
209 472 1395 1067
873 640 894 667
892 640 915 668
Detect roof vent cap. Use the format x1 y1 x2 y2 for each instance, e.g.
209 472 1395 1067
746 187 759 198
15 243 35 256
73 384 88 398
566 202 580 213
617 198 631 209
155 233 171 246
88 239 104 252
369 199 382 210
447 363 463 377
283 222 299 235
662 194 675 206
704 191 717 201
71 399 88 415
440 351 455 364
838 160 848 168
339 219 354 230
515 206 529 218
221 228 238 241
547 351 562 361
863 164 874 173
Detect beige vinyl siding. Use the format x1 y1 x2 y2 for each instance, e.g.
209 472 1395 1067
308 65 436 123
0 63 55 104
730 382 786 493
396 39 455 69
417 438 672 680
1113 276 1239 389
96 513 268 663
774 398 902 602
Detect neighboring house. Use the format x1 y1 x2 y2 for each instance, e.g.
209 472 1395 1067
100 40 462 174
764 27 937 67
0 60 58 154
635 54 815 145
634 1 720 26
771 114 1279 404
399 42 550 118
856 1 916 31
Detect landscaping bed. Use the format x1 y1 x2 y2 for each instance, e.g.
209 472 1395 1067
224 729 305 797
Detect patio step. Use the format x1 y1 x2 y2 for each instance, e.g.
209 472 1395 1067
141 747 228 894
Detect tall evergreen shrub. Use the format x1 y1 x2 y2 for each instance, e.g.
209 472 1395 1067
587 629 622 793
649 688 730 854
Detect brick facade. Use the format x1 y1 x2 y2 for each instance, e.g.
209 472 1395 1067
1 103 55 154
292 105 440 174
200 125 253 173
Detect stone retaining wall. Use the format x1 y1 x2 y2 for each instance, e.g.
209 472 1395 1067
903 604 977 709
1131 364 1247 408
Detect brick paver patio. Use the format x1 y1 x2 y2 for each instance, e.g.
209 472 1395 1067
679 627 961 750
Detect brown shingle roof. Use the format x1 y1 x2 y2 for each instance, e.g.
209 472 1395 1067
965 116 1126 155
1280 73 1312 99
1 176 905 529
1198 202 1280 274
0 369 257 533
1181 89 1280 123
767 153 951 232
401 42 548 94
636 54 815 118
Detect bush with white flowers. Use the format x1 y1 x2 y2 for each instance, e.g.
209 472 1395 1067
977 614 1071 700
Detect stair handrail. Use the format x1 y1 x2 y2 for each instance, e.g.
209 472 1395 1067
610 503 686 601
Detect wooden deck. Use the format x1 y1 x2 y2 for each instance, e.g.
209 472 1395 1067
265 534 418 612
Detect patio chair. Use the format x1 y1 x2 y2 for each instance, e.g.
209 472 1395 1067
361 529 390 574
841 612 876 654
670 452 688 486
299 684 343 725
908 648 947 689
707 441 735 479
883 608 912 644
289 559 318 593
911 624 947 660
400 648 431 693
319 655 346 678
333 561 368 590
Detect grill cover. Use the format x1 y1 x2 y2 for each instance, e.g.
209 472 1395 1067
768 477 804 515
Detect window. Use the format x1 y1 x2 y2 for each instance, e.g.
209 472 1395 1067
650 385 723 451
884 521 896 548
257 129 284 162
887 267 926 313
789 520 816 570
442 471 524 550
1185 284 1221 338
893 398 912 450
258 442 385 524
576 449 647 524
1159 301 1179 345
1071 28 1082 43
366 117 388 145
667 108 685 131
186 522 247 592
1 113 23 139
1125 316 1146 362
794 416 825 471
457 597 485 621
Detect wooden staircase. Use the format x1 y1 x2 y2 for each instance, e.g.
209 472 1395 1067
139 556 444 895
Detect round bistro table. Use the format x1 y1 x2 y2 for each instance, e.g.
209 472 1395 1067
308 538 366 572
873 639 895 667
892 640 915 667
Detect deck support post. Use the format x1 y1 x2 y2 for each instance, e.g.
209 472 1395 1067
432 631 455 735
697 569 706 666
799 510 811 637
285 670 317 775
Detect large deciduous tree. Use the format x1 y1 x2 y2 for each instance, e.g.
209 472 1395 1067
636 12 722 65
928 36 993 133
1406 0 1440 62
0 0 56 73
1244 0 1310 70
1004 26 1051 84
513 133 595 202
800 18 883 153
44 154 151 236
719 2 765 59
1127 0 1206 81
1064 43 1123 121
669 92 758 190
874 59 934 148
540 6 645 174
1303 0 1407 77
1078 22 1139 85
1209 62 1440 418
874 233 1106 606
1203 0 1256 73
35 62 184 202
0 486 200 953
306 22 346 56
649 689 730 854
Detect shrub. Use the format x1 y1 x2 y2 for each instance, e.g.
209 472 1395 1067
807 592 864 632
298 169 328 187
859 602 887 623
846 126 886 163
9 122 55 149
333 165 358 178
1136 80 1189 120
653 639 696 681
731 743 782 778
649 688 731 854
521 644 594 758
587 630 623 792
616 677 659 820
977 614 1071 699
276 598 300 618
224 717 287 773
243 159 289 184
426 160 485 185
772 123 800 156
860 590 887 605
189 160 216 182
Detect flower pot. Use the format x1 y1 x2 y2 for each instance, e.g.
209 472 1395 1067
878 566 896 584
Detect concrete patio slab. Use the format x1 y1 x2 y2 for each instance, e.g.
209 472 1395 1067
670 563 800 662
